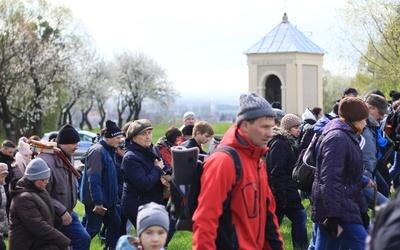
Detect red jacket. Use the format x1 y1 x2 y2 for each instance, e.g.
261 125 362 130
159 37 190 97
193 124 284 250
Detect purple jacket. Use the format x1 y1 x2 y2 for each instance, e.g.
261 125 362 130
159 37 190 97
311 119 368 224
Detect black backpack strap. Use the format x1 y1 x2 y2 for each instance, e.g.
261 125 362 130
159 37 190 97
212 146 242 183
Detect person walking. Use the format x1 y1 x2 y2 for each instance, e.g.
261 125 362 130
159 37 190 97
193 93 284 249
267 114 308 249
80 120 124 249
311 97 370 249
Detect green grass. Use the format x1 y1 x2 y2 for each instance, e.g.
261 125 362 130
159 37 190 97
151 122 233 144
74 199 312 249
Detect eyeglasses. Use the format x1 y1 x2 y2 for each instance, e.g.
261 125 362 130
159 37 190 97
41 178 49 183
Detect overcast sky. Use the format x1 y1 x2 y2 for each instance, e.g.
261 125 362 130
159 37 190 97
53 0 350 98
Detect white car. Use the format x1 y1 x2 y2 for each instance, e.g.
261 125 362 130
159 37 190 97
41 130 98 160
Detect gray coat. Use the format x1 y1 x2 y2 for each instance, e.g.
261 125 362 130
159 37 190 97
38 152 77 220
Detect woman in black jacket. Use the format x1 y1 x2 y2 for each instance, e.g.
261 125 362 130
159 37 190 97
267 114 308 250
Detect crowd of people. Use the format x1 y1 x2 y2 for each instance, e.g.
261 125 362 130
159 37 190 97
0 88 399 249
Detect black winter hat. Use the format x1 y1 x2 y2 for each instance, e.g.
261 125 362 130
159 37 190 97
103 120 123 138
389 90 400 103
182 125 194 136
339 97 369 122
56 124 80 144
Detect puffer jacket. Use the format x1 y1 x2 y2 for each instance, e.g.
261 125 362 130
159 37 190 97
0 186 7 235
121 140 164 220
267 127 303 209
311 119 368 224
9 177 70 249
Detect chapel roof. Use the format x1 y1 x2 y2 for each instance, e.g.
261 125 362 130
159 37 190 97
243 13 327 55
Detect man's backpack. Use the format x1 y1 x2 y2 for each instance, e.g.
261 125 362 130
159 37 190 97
384 108 400 151
292 133 324 192
366 194 400 250
170 145 242 231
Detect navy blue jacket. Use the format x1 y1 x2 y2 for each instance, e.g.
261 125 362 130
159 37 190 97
80 140 119 208
121 140 164 219
311 119 368 224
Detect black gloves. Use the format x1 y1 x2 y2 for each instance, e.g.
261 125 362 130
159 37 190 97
323 217 340 238
361 211 370 229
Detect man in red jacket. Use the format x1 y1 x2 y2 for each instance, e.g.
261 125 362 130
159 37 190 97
193 93 284 250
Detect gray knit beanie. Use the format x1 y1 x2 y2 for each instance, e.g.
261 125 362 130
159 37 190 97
280 114 301 130
236 93 276 125
136 202 169 237
25 158 50 181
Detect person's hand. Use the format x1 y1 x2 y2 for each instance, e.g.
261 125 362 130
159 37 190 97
154 159 164 170
366 179 374 188
93 205 107 216
361 211 370 229
61 211 72 226
160 177 170 188
323 217 340 238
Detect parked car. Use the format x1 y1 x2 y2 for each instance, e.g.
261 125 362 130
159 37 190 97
41 130 98 160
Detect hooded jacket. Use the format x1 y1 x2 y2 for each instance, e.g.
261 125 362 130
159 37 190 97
9 177 70 249
193 124 284 250
311 119 368 224
267 127 304 209
297 108 318 152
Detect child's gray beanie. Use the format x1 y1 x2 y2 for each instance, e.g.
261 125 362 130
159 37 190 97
236 93 276 125
136 202 169 237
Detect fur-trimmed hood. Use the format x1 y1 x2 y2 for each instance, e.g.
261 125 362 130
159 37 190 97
272 126 296 146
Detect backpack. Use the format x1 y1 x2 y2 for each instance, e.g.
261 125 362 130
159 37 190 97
384 108 400 151
292 133 324 192
366 194 400 250
169 145 242 231
297 123 316 152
